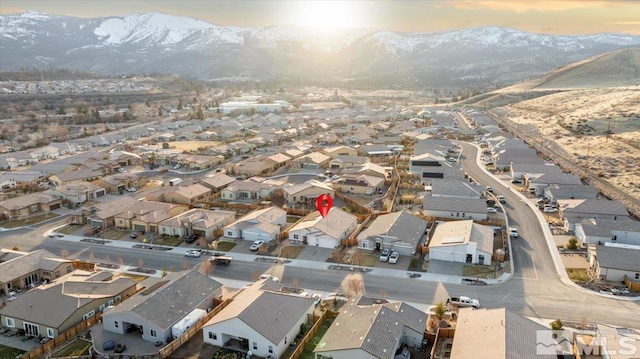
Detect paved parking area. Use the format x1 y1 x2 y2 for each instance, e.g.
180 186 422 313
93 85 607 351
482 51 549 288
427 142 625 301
0 331 39 352
91 322 162 355
426 259 464 276
375 254 412 270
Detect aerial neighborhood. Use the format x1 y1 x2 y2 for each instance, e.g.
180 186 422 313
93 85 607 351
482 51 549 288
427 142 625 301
1 89 639 359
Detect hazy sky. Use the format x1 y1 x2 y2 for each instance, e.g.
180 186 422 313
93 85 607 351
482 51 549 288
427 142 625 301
2 0 639 35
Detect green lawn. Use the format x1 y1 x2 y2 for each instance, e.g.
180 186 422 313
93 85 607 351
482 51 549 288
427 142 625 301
153 236 184 246
0 345 26 359
280 245 305 259
0 212 59 228
215 241 237 251
50 339 92 357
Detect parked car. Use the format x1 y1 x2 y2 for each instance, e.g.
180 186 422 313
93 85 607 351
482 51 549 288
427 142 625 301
486 186 493 193
311 293 322 306
487 207 498 213
103 340 116 351
117 168 125 173
173 164 181 170
129 232 138 239
185 234 199 243
184 250 202 258
388 251 400 264
126 187 137 192
543 206 558 213
509 227 519 238
324 293 348 303
250 240 265 251
159 168 169 173
114 343 127 353
498 195 506 203
379 248 390 262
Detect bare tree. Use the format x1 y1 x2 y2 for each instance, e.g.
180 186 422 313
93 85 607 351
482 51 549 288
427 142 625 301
87 252 95 262
182 261 190 271
82 226 93 236
257 243 270 258
351 251 365 267
197 236 208 251
378 289 387 300
60 248 70 258
331 248 343 264
137 258 144 269
118 255 124 272
252 269 261 281
198 260 214 276
347 277 363 296
291 277 299 289
104 255 111 263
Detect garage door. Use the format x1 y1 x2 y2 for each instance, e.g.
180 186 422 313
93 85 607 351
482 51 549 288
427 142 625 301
49 203 61 210
96 190 106 197
133 224 146 232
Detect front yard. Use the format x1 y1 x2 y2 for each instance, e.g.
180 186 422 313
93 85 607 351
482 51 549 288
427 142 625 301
214 241 237 251
280 245 305 259
50 338 92 357
0 213 59 228
567 268 590 282
0 345 26 359
463 261 511 279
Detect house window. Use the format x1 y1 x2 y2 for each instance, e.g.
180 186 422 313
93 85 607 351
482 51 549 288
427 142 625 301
636 273 640 280
55 271 60 278
83 310 95 320
114 321 119 328
293 234 299 240
99 304 106 312
253 342 258 350
456 212 460 217
227 231 233 236
47 328 55 338
116 295 122 302
151 329 157 337
462 213 466 217
6 318 15 327
479 255 485 262
209 332 217 340
108 299 114 306
268 346 273 353
67 266 72 273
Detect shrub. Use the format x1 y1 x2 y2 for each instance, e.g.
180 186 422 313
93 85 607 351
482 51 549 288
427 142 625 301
551 319 563 330
566 238 579 250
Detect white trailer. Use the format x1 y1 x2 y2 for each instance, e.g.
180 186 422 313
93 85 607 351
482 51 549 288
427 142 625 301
171 308 206 339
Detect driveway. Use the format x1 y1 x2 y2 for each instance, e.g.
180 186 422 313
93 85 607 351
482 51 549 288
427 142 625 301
427 259 464 276
297 246 333 261
91 322 162 355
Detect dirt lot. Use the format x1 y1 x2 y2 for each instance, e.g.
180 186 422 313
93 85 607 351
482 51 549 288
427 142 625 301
166 141 219 152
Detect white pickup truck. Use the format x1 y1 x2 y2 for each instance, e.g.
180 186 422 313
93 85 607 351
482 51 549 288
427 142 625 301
446 296 480 308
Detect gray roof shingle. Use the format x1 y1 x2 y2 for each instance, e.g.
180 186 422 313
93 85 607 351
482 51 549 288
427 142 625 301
595 245 640 272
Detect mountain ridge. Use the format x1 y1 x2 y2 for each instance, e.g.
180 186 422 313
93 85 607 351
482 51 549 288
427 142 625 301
1 11 639 87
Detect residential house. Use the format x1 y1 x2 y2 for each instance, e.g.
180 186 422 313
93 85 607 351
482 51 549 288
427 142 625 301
575 218 640 246
357 144 392 156
525 173 582 196
543 184 599 203
93 173 148 194
429 180 484 199
102 270 223 344
321 145 358 158
224 206 287 242
146 183 212 206
588 243 640 282
282 180 334 207
341 163 389 179
264 153 292 171
114 201 189 233
202 279 316 359
449 308 557 359
234 157 276 176
422 197 488 221
558 199 630 232
510 163 562 182
333 175 385 195
0 249 75 295
0 270 136 338
0 193 64 220
428 220 493 265
329 155 369 170
357 211 428 256
175 154 223 171
199 174 236 192
77 197 139 228
45 181 106 206
573 323 640 359
288 208 357 248
293 152 330 170
48 169 104 186
0 176 17 190
159 209 236 239
314 296 427 359
221 181 277 202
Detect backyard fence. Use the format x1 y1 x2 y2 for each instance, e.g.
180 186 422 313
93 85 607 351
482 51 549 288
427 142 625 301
22 312 102 359
287 310 337 359
624 275 640 291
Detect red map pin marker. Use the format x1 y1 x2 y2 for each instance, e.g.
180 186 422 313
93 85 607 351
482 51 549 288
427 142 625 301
316 194 333 218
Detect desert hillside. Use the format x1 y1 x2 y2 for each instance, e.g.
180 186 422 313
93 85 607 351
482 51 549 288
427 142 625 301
466 49 640 215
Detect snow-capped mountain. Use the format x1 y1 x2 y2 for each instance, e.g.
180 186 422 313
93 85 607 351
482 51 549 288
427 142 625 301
1 11 638 87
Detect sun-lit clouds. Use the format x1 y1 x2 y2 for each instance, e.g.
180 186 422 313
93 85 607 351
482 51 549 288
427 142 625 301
450 0 629 13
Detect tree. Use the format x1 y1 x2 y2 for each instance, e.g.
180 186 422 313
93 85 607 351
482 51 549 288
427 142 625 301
12 246 19 251
257 243 270 258
137 258 144 269
291 277 299 288
198 260 214 276
351 251 365 267
60 248 70 258
161 268 168 277
197 236 208 251
347 276 363 296
177 99 183 110
567 238 579 250
434 302 447 321
551 319 563 331
58 106 66 115
87 252 95 262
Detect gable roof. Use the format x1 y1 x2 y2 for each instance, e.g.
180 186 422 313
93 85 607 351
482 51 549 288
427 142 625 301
560 199 629 217
89 197 139 220
315 297 427 358
429 220 494 253
0 271 135 329
0 249 72 283
423 196 487 214
199 174 236 189
290 208 356 239
594 244 640 272
205 279 315 344
357 211 427 248
0 193 59 210
450 308 556 359
104 270 222 331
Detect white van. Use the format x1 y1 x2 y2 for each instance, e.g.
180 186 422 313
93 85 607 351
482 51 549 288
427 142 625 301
168 178 182 186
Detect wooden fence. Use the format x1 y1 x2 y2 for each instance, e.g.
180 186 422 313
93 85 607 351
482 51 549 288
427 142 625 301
288 310 336 359
334 191 372 215
22 312 102 359
624 275 640 291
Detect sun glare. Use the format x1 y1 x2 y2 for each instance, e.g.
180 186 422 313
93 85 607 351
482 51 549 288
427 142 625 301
290 1 363 31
